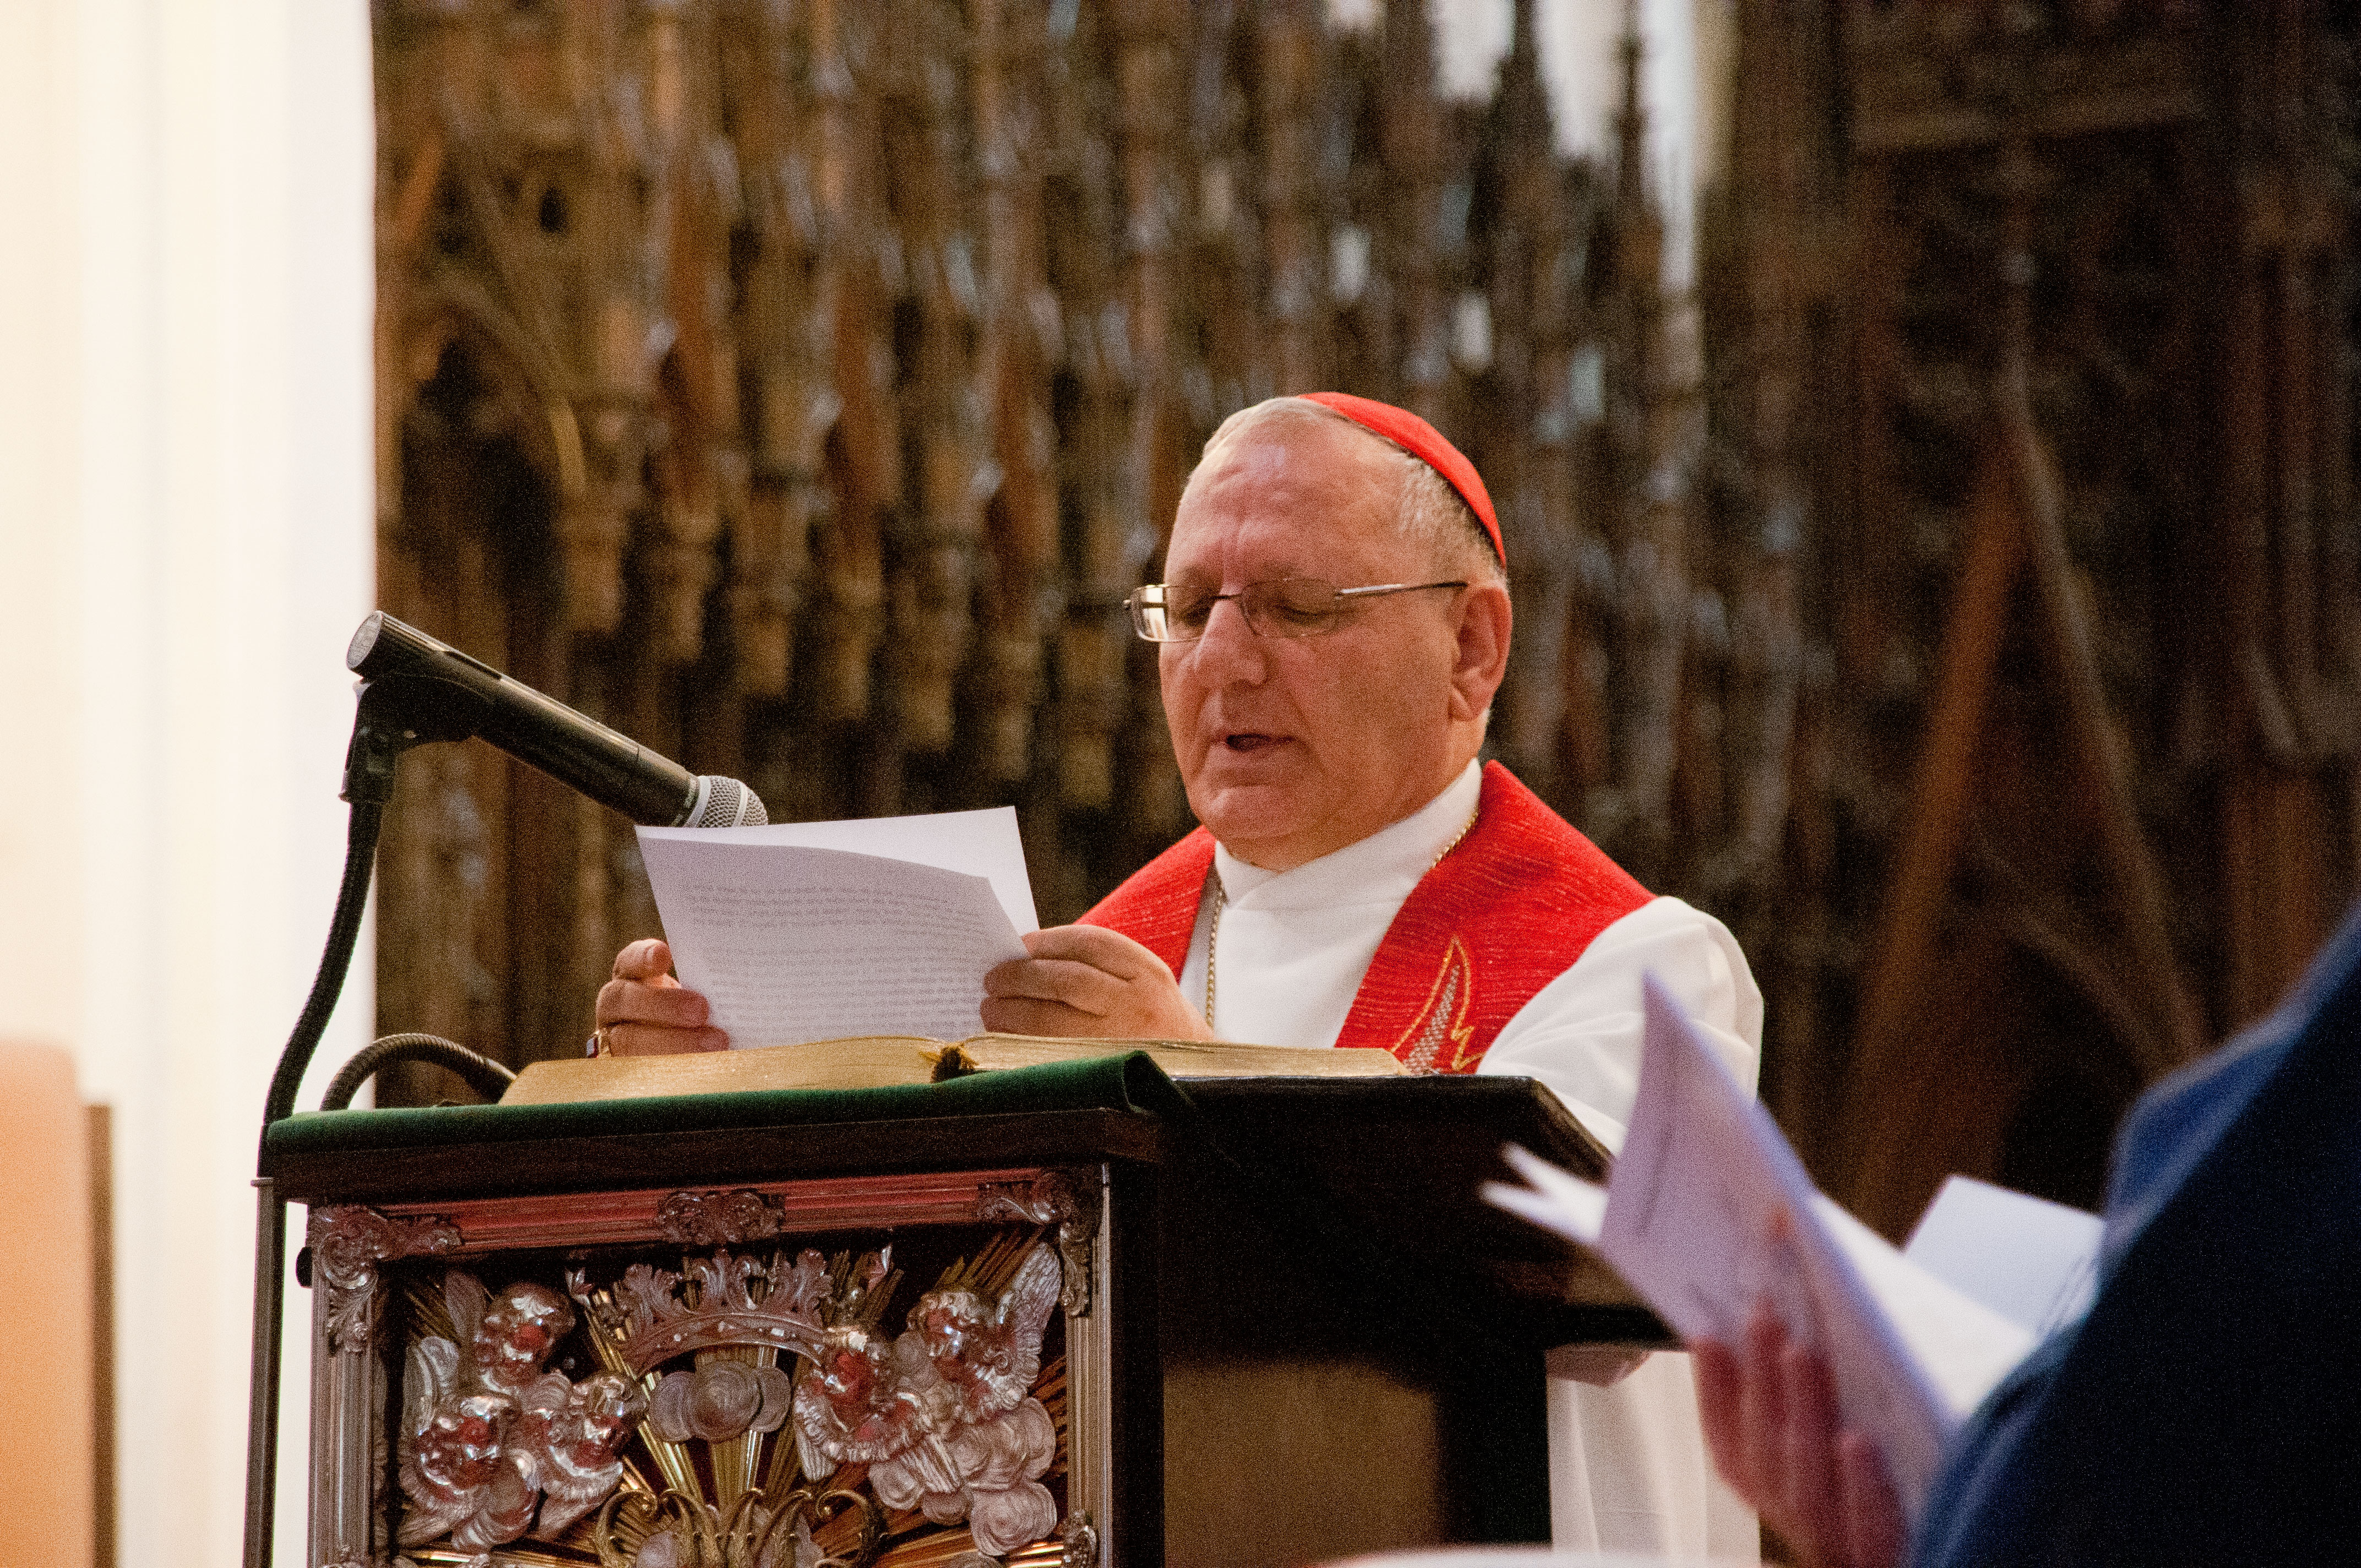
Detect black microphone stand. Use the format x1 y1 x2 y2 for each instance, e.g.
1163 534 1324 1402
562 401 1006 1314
241 620 761 1565
241 674 485 1568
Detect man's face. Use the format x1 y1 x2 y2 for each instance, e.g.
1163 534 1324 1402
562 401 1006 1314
1159 417 1483 869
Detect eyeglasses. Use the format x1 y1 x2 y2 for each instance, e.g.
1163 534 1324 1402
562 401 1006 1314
1127 577 1468 642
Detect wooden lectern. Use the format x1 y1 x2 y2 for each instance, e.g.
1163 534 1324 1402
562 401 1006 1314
264 1055 1658 1568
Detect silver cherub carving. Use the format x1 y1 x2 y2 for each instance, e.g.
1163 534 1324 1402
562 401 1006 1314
515 1369 649 1534
792 1243 1064 1558
398 1271 648 1550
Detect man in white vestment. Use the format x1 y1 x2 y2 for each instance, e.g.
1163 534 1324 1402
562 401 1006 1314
600 392 1762 1557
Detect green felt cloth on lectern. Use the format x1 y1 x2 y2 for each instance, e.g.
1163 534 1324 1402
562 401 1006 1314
262 1050 1192 1161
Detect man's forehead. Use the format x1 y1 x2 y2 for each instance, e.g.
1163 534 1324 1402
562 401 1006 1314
1166 421 1403 572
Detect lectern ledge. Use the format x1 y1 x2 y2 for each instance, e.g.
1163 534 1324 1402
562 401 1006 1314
263 1053 1656 1568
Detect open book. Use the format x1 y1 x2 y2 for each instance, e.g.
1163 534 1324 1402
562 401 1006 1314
1485 979 2101 1526
502 1031 1406 1105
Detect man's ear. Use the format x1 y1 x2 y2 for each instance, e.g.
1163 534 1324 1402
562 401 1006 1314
1449 580 1512 721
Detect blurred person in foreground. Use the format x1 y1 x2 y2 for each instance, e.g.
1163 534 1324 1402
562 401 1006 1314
1693 900 2361 1567
599 392 1764 1555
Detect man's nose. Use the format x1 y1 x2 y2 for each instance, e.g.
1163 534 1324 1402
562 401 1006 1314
1190 595 1269 677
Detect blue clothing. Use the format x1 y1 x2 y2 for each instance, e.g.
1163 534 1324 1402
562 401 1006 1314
1913 904 2361 1565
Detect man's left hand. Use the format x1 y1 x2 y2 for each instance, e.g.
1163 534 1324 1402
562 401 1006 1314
981 925 1214 1041
1694 1304 1905 1568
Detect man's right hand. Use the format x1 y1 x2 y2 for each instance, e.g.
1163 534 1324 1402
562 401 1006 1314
594 939 728 1056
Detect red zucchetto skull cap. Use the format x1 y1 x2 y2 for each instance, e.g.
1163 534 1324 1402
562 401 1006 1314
1299 391 1504 563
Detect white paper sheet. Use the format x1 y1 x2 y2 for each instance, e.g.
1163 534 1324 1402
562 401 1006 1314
1905 1174 2103 1338
640 805 1040 933
1811 1193 2033 1428
636 810 1037 1047
1487 978 2038 1526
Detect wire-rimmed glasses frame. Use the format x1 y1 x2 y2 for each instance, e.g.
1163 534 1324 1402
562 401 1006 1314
1127 576 1469 643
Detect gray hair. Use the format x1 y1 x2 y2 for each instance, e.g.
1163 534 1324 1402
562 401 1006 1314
1195 396 1507 585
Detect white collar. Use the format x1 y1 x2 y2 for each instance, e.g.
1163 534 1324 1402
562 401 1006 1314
1212 759 1484 912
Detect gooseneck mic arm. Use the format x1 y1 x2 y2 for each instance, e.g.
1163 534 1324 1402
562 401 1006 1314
343 611 767 829
246 613 765 1568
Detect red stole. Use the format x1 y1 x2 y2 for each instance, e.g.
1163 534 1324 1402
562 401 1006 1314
1078 762 1652 1072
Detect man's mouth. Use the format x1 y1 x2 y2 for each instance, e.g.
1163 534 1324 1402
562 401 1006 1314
1223 732 1283 752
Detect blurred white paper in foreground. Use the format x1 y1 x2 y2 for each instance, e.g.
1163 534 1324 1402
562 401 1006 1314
1486 979 2044 1526
1904 1174 2103 1338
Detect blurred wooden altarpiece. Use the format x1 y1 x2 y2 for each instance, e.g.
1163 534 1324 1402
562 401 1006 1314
367 0 2361 1235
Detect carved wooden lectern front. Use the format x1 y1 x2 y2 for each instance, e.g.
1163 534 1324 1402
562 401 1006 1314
266 1060 1641 1568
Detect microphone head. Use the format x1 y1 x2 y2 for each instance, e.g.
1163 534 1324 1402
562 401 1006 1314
681 775 769 827
346 611 388 670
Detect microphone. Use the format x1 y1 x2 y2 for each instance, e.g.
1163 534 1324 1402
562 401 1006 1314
344 612 768 827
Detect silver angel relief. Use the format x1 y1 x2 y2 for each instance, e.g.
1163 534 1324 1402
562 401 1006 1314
400 1278 646 1548
792 1243 1064 1555
384 1231 1077 1568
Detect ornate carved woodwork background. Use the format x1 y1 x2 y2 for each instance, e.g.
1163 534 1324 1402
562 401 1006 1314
372 0 2361 1235
1789 0 2361 1233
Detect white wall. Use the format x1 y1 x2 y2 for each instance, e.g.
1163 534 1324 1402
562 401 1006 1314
0 1 375 1561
